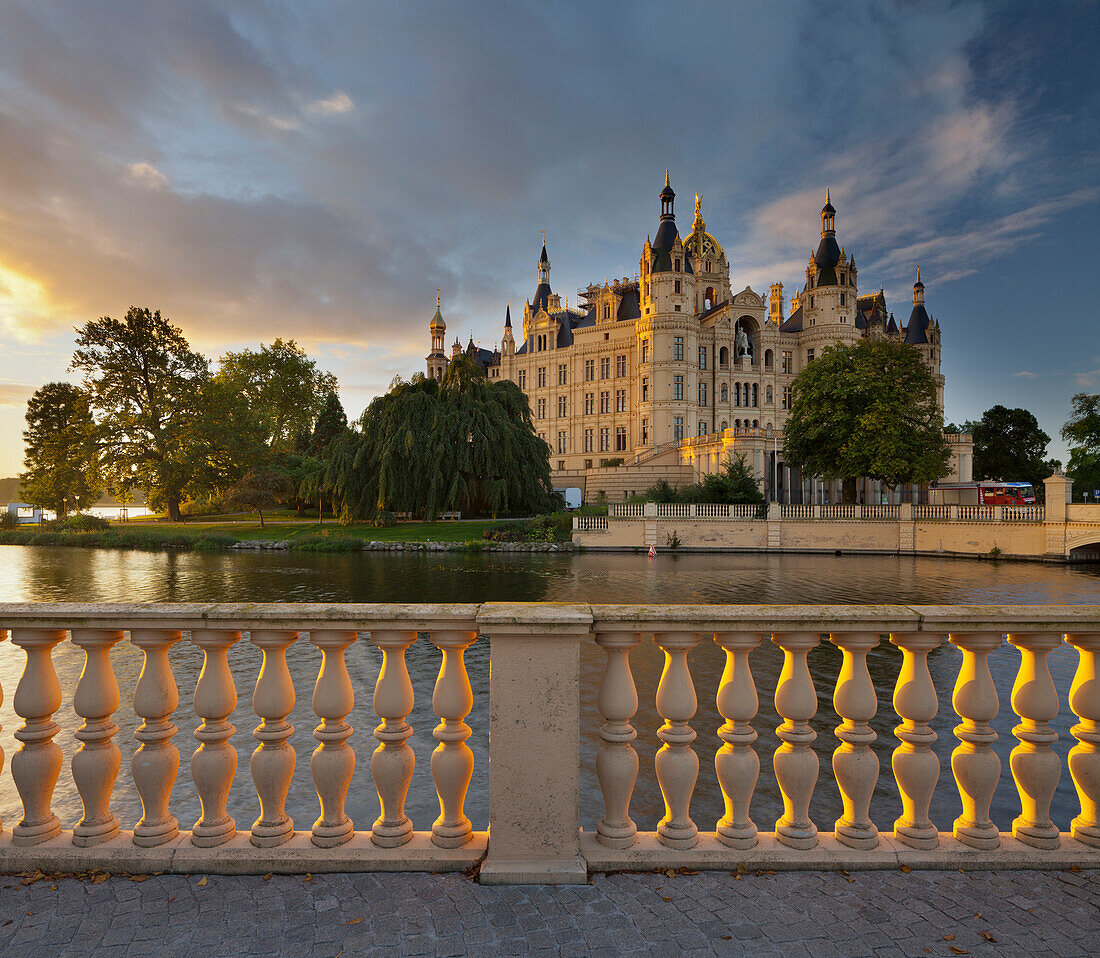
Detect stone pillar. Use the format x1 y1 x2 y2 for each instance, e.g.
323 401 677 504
249 629 298 847
370 629 417 848
829 631 879 849
772 631 820 849
594 629 641 849
653 630 700 850
714 630 761 849
477 604 591 884
309 629 358 848
430 628 478 848
1066 631 1100 847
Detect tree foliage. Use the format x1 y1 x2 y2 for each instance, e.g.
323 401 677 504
216 339 338 452
783 338 950 499
1062 393 1100 501
225 468 295 528
21 382 103 516
323 356 552 520
309 391 347 454
642 454 764 505
972 405 1050 495
71 307 210 521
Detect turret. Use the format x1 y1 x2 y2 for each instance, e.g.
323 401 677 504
645 171 693 314
904 268 930 343
426 290 449 381
531 240 552 313
501 301 515 356
769 282 785 325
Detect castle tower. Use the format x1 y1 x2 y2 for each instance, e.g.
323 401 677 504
769 282 785 325
501 301 515 356
800 189 857 337
426 291 448 381
684 193 730 311
903 268 944 410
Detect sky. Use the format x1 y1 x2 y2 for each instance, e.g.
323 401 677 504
1 0 1098 474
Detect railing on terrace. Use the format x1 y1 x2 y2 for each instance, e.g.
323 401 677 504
959 505 996 521
914 505 950 520
1003 505 1045 522
0 604 1097 884
589 502 1049 523
608 503 644 518
574 515 609 531
780 504 814 519
859 504 900 519
656 503 691 518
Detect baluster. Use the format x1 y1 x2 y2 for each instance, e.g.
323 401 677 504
949 632 1003 849
191 628 241 847
71 629 123 846
1066 632 1100 847
131 629 183 847
1007 632 1061 849
595 630 641 849
250 630 298 847
889 633 941 849
714 631 760 849
310 629 357 848
653 631 699 850
430 629 477 848
0 629 6 834
371 629 417 847
772 631 820 849
10 628 65 846
829 631 879 849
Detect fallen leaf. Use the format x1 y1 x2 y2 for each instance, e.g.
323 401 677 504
344 918 363 925
303 873 313 883
665 869 675 878
196 877 208 887
980 933 997 942
129 875 149 883
90 872 109 885
168 897 176 903
49 885 57 891
839 869 850 876
1069 865 1082 873
943 935 955 941
899 864 911 873
720 936 731 940
949 948 970 955
2 920 11 927
974 913 982 919
662 897 672 902
263 873 273 881
735 863 747 875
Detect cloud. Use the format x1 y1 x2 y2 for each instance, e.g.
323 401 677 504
1012 371 1040 379
127 162 169 190
0 383 33 407
306 91 354 116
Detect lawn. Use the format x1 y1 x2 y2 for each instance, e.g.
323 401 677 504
118 517 498 543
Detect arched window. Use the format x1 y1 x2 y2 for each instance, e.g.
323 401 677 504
734 383 741 406
719 345 729 368
720 383 728 403
720 420 728 431
752 384 759 407
704 286 714 309
705 260 711 273
753 419 759 428
735 419 741 428
766 386 773 404
764 349 773 368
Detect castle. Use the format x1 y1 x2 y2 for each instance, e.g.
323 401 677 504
427 176 966 503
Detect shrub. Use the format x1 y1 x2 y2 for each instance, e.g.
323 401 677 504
50 513 111 532
293 534 365 553
0 510 18 531
192 534 238 551
483 513 571 542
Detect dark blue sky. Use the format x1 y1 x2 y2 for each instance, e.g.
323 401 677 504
1 0 1097 468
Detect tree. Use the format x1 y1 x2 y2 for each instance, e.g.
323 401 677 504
1062 393 1100 501
688 454 765 504
324 356 552 520
309 391 347 454
783 338 950 501
71 307 209 521
216 339 338 452
21 382 103 516
225 469 294 528
972 405 1050 495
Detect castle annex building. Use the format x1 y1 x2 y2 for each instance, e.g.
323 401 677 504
427 176 957 502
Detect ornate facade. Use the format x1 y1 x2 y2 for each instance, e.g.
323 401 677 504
427 176 948 496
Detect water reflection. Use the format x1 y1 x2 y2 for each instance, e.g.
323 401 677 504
0 545 1097 836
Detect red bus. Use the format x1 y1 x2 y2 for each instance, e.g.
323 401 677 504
930 481 1036 506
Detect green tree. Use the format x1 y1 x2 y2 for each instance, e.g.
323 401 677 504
783 338 950 502
1062 393 1100 502
324 356 552 520
225 468 294 528
21 382 103 516
71 307 210 521
216 339 338 452
684 453 765 505
972 405 1050 496
309 391 347 454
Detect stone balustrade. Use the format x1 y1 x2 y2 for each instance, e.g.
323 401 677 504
0 603 1098 884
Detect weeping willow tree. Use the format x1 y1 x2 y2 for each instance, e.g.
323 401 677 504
324 356 553 520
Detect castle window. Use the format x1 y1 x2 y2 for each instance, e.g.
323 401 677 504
764 349 773 369
807 348 814 363
585 359 594 381
699 346 707 369
840 273 845 285
603 305 611 320
557 396 567 417
674 258 681 272
615 426 627 451
641 377 649 402
600 356 611 379
673 417 684 441
585 458 593 469
698 421 707 437
640 418 648 445
698 382 707 407
766 386 773 404
537 398 546 419
641 339 649 363
735 383 741 406
557 432 566 454
600 391 610 414
599 427 610 452
782 350 792 374
673 376 683 401
840 293 846 307
782 385 791 409
674 304 681 311
615 389 626 413
518 369 527 389
584 429 594 453
752 384 758 407
558 363 567 385
674 280 681 294
616 354 627 377
704 286 714 309
674 336 684 361
705 261 711 273
809 296 814 310
585 392 595 415
720 383 727 403
537 366 546 387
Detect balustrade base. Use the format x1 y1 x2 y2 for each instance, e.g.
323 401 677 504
0 830 486 875
478 855 588 885
579 830 1100 873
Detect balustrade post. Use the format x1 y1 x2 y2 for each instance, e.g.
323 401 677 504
190 628 241 847
889 632 941 849
10 628 66 846
829 631 879 849
370 629 417 847
430 629 477 848
70 629 124 846
949 632 1003 849
1007 632 1061 848
250 629 298 847
772 631 820 849
654 631 700 849
594 629 641 849
477 604 590 884
714 631 760 849
1066 632 1100 847
309 629 357 848
130 629 183 847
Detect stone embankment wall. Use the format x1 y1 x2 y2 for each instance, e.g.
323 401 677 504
229 540 575 553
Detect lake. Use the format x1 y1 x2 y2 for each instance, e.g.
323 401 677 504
0 545 1097 843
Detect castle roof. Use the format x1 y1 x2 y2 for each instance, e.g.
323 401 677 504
779 305 803 332
904 304 930 344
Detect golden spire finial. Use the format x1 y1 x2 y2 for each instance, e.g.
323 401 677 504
916 266 921 283
826 186 831 204
436 287 440 308
695 193 701 215
665 168 670 188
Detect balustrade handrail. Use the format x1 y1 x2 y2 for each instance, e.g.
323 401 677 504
0 602 1097 884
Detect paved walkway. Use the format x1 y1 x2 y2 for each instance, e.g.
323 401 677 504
0 867 1096 957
